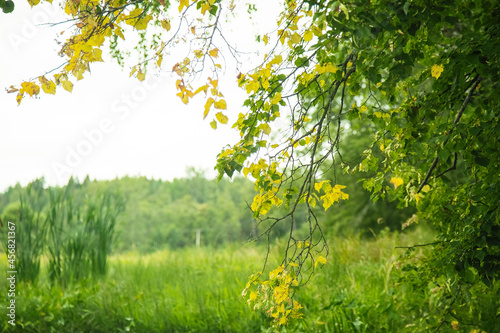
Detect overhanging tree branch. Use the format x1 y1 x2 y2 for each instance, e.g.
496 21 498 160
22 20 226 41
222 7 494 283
417 75 482 193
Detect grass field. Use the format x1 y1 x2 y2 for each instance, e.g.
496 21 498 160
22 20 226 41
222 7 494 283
1 227 498 332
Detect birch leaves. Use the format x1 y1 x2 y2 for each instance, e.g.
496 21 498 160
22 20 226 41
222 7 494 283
13 0 153 104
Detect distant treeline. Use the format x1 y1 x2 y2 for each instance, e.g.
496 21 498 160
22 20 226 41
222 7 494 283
0 172 258 253
1 168 415 254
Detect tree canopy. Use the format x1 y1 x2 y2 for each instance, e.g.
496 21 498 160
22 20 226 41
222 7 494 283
5 0 500 330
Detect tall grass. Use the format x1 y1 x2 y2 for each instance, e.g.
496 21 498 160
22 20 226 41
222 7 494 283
1 245 268 332
45 187 124 285
8 180 124 286
87 192 124 277
16 181 47 283
1 227 498 332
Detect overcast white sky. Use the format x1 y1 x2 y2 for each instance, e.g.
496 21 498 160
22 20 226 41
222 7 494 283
0 0 279 192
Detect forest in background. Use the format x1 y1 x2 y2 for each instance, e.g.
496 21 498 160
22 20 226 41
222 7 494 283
0 120 419 256
0 163 414 255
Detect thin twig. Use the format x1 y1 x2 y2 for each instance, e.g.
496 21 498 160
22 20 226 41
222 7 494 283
395 241 440 249
436 152 457 178
417 157 439 193
417 75 482 193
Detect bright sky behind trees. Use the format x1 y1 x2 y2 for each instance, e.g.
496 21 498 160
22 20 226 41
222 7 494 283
0 0 278 191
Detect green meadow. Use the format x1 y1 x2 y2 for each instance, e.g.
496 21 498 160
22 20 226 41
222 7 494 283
1 177 498 332
3 226 497 333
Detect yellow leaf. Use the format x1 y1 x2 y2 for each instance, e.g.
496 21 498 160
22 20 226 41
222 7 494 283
210 120 217 129
87 16 98 28
64 2 77 15
431 64 444 79
325 63 338 73
263 34 269 45
390 177 403 189
245 81 260 94
200 2 211 15
6 85 18 93
172 63 181 76
315 255 327 268
269 54 283 67
304 30 313 42
214 99 227 110
21 81 40 97
78 43 92 54
243 167 250 177
91 48 103 62
209 48 219 58
204 97 214 119
215 112 228 124
421 184 431 193
215 64 222 69
135 15 152 30
181 93 189 104
314 180 329 192
178 0 189 12
160 20 171 31
339 3 349 20
137 71 146 82
270 92 282 105
88 34 105 47
115 26 125 40
194 84 209 95
73 65 86 81
128 8 143 19
156 55 163 67
176 79 184 90
104 26 113 37
16 92 24 105
194 49 203 58
39 77 56 95
180 57 190 71
62 80 73 92
208 77 218 88
269 265 284 280
319 183 348 210
259 123 271 135
129 66 137 77
27 0 40 7
360 105 368 113
219 148 235 159
289 32 301 44
262 79 270 90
